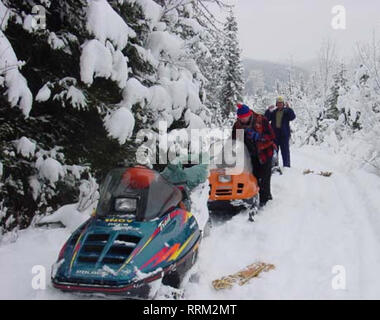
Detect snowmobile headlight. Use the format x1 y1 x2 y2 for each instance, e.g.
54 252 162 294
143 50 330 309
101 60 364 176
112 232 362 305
115 198 137 213
218 175 232 183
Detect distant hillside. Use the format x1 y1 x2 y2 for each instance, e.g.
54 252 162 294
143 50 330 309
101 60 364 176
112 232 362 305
242 58 309 96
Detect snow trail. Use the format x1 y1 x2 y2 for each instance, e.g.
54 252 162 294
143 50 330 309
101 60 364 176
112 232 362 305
185 146 380 299
0 146 380 299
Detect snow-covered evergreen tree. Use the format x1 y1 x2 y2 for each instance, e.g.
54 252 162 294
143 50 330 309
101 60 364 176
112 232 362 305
220 9 244 117
324 63 349 121
202 28 226 125
0 0 229 234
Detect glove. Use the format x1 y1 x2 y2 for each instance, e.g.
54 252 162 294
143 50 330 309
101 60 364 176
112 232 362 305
245 128 261 141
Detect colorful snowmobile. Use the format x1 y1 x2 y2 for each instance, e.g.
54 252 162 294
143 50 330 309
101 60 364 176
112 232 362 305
208 140 260 221
51 166 201 299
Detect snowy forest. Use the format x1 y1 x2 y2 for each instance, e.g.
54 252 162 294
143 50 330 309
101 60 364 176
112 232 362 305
245 40 380 171
0 0 238 234
1 0 380 301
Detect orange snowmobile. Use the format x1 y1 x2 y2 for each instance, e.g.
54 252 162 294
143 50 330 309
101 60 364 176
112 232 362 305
208 140 260 221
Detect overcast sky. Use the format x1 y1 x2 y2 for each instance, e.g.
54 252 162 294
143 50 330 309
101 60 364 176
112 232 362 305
213 0 380 64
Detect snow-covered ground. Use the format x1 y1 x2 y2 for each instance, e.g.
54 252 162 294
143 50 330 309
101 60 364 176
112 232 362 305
1 146 380 299
186 145 380 300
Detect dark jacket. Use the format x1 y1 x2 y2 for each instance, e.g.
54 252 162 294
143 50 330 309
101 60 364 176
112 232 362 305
264 107 296 139
232 112 276 164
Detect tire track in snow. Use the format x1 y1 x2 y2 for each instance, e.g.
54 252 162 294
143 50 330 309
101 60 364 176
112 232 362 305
335 172 380 298
329 173 365 298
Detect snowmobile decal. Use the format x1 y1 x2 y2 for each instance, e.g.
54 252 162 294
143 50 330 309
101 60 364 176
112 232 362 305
116 209 191 273
69 224 89 273
141 244 181 270
116 219 169 273
141 232 197 270
168 209 192 226
168 233 196 261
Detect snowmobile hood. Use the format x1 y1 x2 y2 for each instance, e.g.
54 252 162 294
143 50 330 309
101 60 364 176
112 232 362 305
52 208 201 290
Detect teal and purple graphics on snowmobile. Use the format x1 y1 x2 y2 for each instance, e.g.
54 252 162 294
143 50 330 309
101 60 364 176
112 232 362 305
51 166 201 298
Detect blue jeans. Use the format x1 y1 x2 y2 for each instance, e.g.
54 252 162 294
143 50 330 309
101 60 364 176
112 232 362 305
276 136 291 167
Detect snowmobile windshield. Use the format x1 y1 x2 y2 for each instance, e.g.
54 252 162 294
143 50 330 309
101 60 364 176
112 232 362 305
96 167 183 221
209 140 252 174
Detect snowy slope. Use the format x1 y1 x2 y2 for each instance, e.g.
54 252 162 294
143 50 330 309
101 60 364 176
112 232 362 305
185 146 380 300
1 146 380 299
0 227 73 299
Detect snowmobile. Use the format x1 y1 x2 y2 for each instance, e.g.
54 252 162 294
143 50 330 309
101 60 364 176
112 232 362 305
51 166 201 299
208 140 260 221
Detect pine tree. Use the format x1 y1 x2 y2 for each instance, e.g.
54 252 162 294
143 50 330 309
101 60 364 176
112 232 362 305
0 0 140 232
0 0 227 234
220 9 244 117
196 26 225 125
324 63 349 120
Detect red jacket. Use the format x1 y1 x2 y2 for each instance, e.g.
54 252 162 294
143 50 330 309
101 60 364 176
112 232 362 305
232 112 276 164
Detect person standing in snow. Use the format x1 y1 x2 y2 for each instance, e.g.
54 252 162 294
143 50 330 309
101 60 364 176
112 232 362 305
265 97 296 168
232 103 276 207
